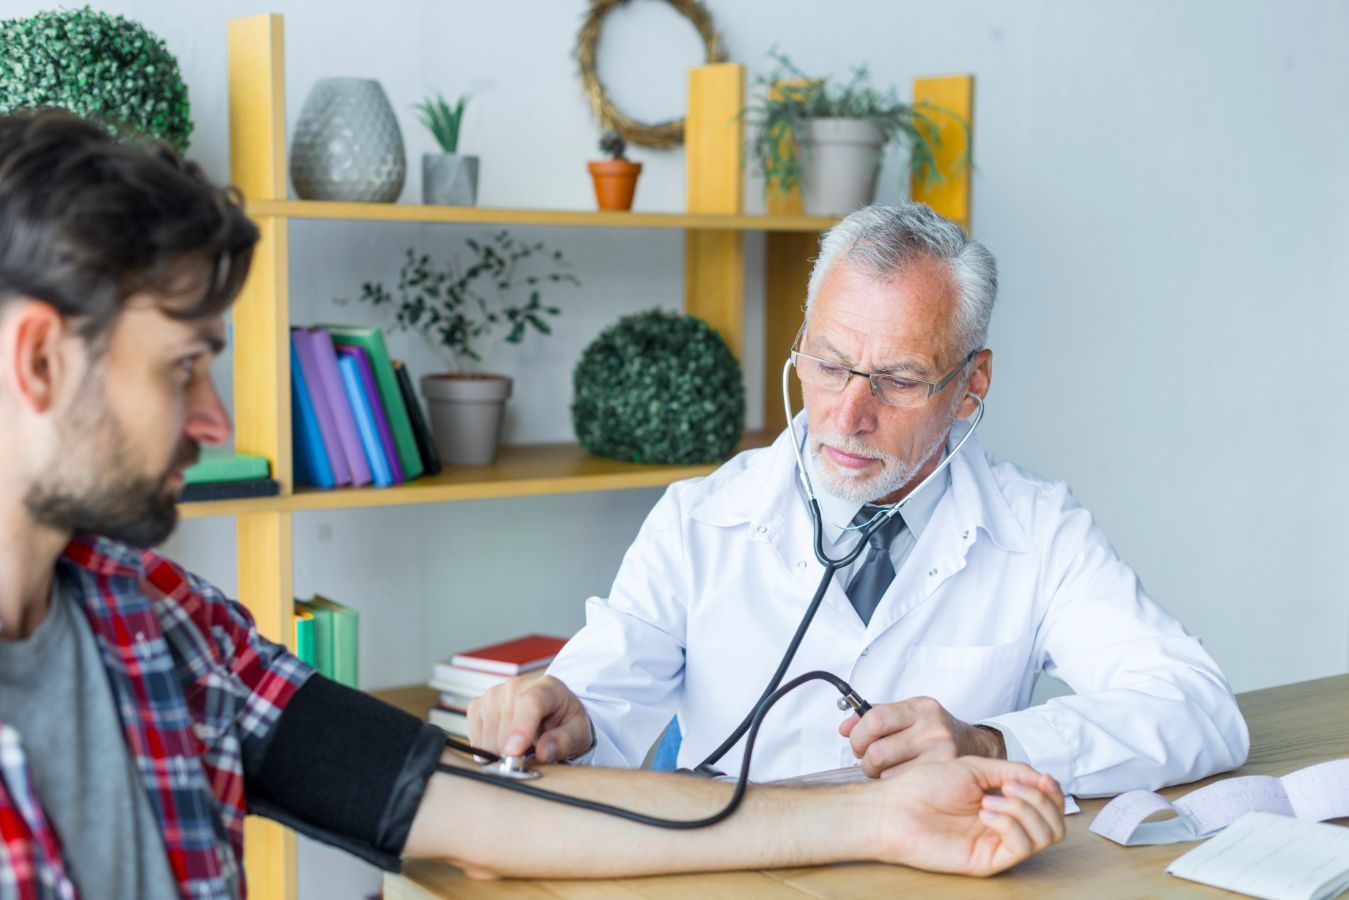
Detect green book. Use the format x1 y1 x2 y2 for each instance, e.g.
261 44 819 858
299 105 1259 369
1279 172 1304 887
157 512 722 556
183 450 270 484
319 326 424 480
307 595 359 688
295 599 334 680
293 608 315 667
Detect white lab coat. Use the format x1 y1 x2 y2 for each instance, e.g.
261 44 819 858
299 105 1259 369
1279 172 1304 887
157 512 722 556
549 422 1249 796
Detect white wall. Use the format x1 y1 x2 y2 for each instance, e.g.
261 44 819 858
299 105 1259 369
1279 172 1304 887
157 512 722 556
9 0 1347 895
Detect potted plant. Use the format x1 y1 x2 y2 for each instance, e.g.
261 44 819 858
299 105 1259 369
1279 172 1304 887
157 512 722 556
0 7 193 152
741 51 965 216
350 231 581 465
588 130 642 211
415 90 478 206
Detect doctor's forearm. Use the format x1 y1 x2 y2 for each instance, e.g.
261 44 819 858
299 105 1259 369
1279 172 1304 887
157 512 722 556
402 752 879 878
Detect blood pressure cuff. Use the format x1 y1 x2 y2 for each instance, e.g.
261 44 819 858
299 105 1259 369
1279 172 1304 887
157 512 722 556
245 673 446 871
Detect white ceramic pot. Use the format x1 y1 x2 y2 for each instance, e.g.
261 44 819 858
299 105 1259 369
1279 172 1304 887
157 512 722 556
422 153 479 205
798 118 886 216
420 373 512 466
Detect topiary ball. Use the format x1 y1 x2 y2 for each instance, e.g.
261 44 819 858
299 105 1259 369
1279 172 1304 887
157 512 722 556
573 309 745 464
0 7 193 153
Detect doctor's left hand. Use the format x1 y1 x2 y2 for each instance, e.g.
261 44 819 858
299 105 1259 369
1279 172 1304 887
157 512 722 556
841 696 1006 779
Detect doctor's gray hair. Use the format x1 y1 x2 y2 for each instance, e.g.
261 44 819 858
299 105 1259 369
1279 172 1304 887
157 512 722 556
804 203 998 356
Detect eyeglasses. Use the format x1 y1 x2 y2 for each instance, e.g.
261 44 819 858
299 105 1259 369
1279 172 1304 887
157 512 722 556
790 346 978 409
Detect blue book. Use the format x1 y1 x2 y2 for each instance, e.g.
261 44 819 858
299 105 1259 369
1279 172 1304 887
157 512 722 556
291 334 335 488
338 352 394 487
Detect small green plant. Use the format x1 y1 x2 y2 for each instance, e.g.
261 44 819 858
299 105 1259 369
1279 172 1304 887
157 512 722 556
349 230 580 373
572 310 745 464
0 6 193 152
741 49 965 195
414 91 469 154
599 129 627 160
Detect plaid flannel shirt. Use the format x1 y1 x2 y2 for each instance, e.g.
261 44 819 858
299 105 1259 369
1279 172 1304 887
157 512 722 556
0 535 312 899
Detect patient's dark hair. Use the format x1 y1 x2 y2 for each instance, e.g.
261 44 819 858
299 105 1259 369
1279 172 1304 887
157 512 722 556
0 109 258 344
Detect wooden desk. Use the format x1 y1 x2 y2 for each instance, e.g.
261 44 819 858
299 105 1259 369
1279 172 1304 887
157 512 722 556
384 673 1349 898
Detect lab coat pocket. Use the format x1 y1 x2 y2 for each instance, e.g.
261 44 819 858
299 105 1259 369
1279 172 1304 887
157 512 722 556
900 638 1032 723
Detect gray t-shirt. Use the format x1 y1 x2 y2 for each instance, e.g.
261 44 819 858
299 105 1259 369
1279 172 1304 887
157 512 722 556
0 571 181 900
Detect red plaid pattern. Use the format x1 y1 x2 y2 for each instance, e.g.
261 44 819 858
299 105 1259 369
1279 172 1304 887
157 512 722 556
0 536 312 898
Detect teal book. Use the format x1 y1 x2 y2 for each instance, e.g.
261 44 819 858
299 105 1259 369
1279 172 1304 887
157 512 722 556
320 325 424 480
293 607 315 667
183 450 270 484
295 599 334 679
308 595 358 688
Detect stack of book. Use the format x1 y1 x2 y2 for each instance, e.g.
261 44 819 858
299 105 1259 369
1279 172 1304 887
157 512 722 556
290 325 442 490
181 450 279 502
293 596 359 688
428 634 568 738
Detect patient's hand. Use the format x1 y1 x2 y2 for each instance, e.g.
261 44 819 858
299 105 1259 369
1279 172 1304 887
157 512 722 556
468 675 594 763
841 695 1006 779
876 757 1064 876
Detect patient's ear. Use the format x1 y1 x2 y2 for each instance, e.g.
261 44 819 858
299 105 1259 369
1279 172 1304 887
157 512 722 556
2 300 75 414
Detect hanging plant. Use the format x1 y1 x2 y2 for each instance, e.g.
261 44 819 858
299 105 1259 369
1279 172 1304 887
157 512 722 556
0 7 193 153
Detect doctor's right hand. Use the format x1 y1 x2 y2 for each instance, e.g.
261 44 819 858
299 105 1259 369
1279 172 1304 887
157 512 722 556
467 675 595 763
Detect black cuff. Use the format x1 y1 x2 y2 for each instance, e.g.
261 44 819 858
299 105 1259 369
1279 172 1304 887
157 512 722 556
246 674 446 871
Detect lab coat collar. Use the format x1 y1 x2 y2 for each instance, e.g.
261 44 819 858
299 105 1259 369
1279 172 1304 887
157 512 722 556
689 413 1033 555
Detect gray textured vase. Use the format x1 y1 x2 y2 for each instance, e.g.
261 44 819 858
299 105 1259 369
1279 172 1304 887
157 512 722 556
422 153 479 205
290 78 406 203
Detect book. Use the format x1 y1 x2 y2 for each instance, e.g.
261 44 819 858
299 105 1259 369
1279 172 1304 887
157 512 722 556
289 334 335 489
322 325 424 480
429 666 545 697
429 706 469 738
294 599 334 679
294 607 315 667
450 634 568 675
337 345 404 483
337 352 394 487
392 360 442 476
308 595 358 688
182 450 270 484
179 479 281 503
291 328 351 484
309 328 372 487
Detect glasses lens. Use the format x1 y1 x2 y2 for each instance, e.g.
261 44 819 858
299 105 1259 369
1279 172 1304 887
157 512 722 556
794 353 850 391
871 374 928 408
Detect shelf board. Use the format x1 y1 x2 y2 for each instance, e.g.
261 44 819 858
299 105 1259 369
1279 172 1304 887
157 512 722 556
245 199 837 233
179 431 775 519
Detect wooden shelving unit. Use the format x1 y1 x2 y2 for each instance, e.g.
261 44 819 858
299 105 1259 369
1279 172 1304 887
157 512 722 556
224 14 972 899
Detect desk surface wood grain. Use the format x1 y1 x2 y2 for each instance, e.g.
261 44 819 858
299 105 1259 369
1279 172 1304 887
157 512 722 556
384 673 1349 899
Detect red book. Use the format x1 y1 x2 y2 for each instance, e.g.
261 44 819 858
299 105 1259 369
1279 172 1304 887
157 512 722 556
450 634 568 675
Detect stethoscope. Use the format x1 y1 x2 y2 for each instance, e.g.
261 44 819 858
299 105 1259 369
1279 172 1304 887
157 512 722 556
435 352 986 827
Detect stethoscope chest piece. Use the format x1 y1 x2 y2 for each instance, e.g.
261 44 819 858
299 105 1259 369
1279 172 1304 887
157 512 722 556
481 755 540 780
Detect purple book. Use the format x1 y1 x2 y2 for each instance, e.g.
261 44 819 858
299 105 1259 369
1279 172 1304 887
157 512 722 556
291 327 351 485
308 329 372 486
337 345 405 483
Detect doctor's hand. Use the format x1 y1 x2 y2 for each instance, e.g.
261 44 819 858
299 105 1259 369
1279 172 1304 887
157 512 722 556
468 675 595 763
874 757 1064 875
841 696 1006 779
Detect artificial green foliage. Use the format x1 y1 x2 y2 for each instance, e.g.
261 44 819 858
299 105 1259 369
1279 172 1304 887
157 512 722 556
742 49 965 195
350 230 580 372
414 90 468 154
573 310 744 465
0 7 192 153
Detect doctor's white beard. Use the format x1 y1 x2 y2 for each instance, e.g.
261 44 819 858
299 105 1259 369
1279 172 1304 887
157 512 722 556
808 422 951 504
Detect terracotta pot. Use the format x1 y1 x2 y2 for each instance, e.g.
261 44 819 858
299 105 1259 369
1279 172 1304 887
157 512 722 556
588 159 642 211
419 373 512 466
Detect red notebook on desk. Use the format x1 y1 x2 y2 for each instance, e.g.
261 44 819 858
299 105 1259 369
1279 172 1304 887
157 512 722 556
450 634 568 675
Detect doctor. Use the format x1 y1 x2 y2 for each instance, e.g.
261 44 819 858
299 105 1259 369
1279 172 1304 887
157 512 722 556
470 203 1250 797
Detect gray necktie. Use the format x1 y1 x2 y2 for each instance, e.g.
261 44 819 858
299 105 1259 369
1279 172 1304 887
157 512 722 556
845 508 907 625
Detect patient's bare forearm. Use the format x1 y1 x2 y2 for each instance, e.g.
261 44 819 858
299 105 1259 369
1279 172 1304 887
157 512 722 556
402 752 879 879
